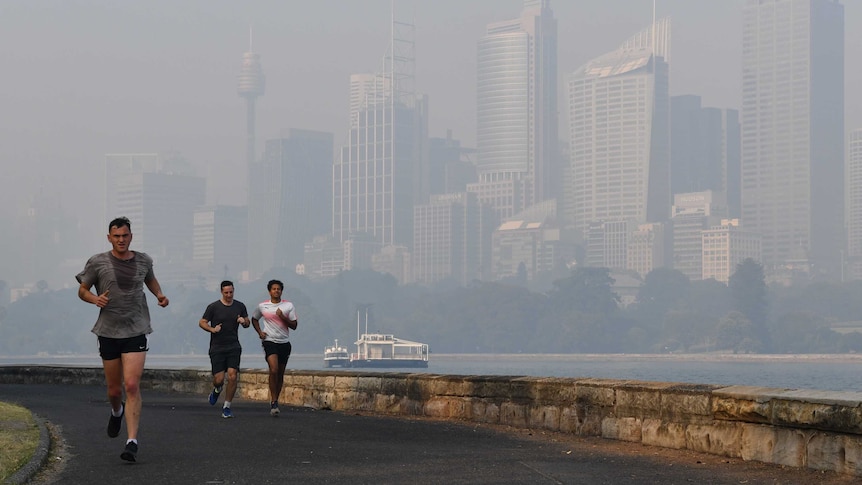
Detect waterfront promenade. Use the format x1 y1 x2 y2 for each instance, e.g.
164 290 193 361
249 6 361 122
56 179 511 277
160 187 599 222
2 383 855 484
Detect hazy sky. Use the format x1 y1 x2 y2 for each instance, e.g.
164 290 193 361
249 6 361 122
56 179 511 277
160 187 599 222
2 0 861 251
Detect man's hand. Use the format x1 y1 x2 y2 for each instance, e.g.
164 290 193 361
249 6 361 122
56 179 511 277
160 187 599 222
95 290 110 308
157 294 169 307
238 316 250 328
212 323 222 334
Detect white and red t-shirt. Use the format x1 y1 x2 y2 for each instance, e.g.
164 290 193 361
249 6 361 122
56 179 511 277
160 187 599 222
252 299 296 344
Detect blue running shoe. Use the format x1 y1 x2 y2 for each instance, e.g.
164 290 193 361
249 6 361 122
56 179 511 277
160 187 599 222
222 407 233 419
208 387 221 406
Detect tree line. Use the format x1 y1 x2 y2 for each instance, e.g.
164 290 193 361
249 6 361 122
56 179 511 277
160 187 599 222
3 259 862 356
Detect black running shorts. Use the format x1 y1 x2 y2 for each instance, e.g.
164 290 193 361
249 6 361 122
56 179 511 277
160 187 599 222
98 334 149 361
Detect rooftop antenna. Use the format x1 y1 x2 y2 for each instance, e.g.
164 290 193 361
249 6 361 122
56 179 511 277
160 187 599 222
652 0 656 55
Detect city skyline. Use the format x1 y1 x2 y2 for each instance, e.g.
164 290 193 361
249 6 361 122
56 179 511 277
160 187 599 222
2 0 862 288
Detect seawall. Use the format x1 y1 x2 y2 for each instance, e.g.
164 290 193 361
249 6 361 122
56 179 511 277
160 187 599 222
3 365 862 477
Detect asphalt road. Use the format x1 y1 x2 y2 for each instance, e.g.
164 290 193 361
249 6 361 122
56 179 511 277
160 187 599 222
0 383 855 484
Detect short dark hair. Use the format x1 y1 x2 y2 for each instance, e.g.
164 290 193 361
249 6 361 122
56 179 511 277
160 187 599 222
220 280 234 290
109 217 131 232
267 279 283 291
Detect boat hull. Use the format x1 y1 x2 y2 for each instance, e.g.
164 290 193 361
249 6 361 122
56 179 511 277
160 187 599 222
324 359 351 368
349 359 428 368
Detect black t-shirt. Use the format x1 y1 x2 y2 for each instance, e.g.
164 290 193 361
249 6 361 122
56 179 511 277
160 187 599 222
201 300 249 353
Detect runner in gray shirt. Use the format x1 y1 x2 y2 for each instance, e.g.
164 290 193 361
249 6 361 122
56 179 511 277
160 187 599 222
77 216 169 463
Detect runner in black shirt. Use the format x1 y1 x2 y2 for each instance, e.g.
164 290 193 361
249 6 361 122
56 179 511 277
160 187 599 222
199 280 249 418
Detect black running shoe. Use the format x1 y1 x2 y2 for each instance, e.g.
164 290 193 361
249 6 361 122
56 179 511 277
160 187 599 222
120 441 138 462
107 403 124 438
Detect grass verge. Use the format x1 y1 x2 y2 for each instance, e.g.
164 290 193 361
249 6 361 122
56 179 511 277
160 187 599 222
0 401 39 482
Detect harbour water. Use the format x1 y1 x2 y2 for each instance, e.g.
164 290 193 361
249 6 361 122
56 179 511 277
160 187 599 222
2 353 861 392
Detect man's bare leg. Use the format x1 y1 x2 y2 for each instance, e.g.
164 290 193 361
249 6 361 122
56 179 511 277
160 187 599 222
103 357 124 415
225 367 238 402
266 354 280 403
120 351 146 440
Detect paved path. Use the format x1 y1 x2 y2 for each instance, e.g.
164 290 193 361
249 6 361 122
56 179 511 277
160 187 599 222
1 384 855 484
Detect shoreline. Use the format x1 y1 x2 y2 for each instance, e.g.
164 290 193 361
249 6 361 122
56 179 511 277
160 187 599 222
3 352 862 363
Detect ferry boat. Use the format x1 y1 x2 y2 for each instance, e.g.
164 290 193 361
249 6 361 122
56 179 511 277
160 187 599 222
349 333 429 368
323 339 351 368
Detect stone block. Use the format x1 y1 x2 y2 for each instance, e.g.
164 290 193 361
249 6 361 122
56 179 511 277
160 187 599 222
773 400 862 434
559 406 581 434
642 419 686 449
528 405 561 430
843 435 862 476
739 423 806 467
425 396 469 419
530 378 577 405
470 376 515 400
470 400 500 423
807 432 847 473
602 417 642 442
333 375 356 391
712 396 772 424
509 377 535 401
381 375 410 397
500 401 528 427
372 393 405 414
419 375 471 397
686 422 743 457
615 387 662 418
355 376 383 393
661 390 711 419
575 382 615 407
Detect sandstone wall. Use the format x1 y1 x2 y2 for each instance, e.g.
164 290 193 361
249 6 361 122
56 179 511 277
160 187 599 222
3 365 862 476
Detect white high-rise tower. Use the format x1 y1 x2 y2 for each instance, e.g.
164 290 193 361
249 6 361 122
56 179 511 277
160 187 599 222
473 0 558 219
238 29 265 168
564 19 671 237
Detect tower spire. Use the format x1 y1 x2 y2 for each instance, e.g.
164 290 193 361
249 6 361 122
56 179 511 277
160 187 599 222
237 31 265 167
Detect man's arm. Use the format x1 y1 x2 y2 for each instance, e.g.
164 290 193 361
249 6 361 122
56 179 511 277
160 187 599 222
78 283 110 308
145 277 169 307
275 307 298 330
252 318 266 340
199 318 219 333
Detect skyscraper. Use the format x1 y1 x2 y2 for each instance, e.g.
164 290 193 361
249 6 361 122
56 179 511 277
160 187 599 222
105 153 205 283
333 11 428 250
247 129 334 278
413 192 492 286
475 0 557 215
670 96 741 218
847 129 862 281
564 20 671 238
193 205 248 283
741 0 844 279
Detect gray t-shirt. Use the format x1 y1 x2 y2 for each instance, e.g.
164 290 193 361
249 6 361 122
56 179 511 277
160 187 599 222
76 251 156 338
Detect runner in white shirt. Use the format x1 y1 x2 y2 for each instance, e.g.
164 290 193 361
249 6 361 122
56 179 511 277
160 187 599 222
251 279 298 416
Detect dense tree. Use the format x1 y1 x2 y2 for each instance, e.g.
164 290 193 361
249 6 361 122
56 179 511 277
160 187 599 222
548 267 619 316
715 311 762 353
769 311 827 353
729 259 769 349
631 268 690 335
